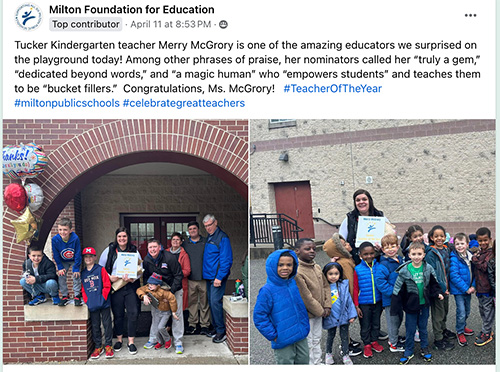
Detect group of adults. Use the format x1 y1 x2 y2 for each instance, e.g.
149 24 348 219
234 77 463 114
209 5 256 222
98 214 233 354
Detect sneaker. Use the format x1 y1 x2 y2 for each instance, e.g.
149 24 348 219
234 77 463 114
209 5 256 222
474 332 493 347
399 354 414 365
349 338 361 348
420 348 432 362
29 295 46 306
213 332 227 343
464 327 474 336
433 339 455 351
443 329 456 340
105 345 114 359
113 341 122 351
154 342 162 350
128 344 137 355
342 354 353 365
206 328 217 337
144 341 155 349
58 296 70 306
414 330 420 343
457 333 468 346
52 296 61 305
363 344 373 358
378 331 389 341
185 326 196 335
165 339 172 349
90 347 104 359
176 344 184 354
348 345 362 357
371 341 384 353
325 352 334 365
398 335 406 344
389 341 405 352
342 355 352 366
74 296 82 306
200 327 210 336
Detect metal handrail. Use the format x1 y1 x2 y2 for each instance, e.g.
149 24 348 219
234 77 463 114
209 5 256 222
312 217 340 229
250 213 303 247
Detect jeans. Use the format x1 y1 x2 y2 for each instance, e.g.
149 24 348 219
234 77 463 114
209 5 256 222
326 324 350 356
20 278 58 298
207 278 227 334
454 294 471 334
404 305 429 357
57 260 81 297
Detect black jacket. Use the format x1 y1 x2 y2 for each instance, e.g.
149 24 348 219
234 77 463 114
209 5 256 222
23 255 57 284
143 250 183 293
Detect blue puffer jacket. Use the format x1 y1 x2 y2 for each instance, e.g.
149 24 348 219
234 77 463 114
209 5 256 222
355 260 381 305
425 245 449 293
253 249 310 349
449 250 475 295
322 279 357 329
375 255 403 307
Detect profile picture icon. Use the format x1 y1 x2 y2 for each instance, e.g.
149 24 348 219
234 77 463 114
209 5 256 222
15 3 42 31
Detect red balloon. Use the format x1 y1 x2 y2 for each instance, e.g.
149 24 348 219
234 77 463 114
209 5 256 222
4 183 27 212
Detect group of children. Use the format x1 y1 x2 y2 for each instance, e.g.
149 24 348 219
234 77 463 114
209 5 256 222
254 225 495 365
19 218 182 360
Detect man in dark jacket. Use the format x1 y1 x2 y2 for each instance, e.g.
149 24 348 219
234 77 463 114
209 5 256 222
182 221 210 335
143 239 183 294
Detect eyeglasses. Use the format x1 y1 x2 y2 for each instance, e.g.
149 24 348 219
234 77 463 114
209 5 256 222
204 220 216 228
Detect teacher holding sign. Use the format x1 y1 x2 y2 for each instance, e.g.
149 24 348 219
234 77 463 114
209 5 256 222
339 189 391 265
99 227 142 355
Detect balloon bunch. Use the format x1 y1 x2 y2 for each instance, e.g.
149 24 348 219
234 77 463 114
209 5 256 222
3 143 47 243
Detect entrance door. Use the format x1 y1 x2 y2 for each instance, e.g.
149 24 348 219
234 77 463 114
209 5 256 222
124 215 197 258
274 181 314 239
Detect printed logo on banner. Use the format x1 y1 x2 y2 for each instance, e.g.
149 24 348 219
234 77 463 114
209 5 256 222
15 3 42 31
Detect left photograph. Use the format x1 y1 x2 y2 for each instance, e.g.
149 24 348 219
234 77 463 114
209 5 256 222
2 119 249 365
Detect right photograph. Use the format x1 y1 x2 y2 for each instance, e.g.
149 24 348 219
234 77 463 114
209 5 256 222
249 119 495 365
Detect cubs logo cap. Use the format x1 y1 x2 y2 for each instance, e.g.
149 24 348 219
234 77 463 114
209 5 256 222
82 247 96 256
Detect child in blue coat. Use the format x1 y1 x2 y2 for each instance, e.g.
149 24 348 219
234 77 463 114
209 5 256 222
253 249 310 364
449 233 475 346
322 262 357 365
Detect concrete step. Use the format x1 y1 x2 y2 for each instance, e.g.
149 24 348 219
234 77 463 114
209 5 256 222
88 336 247 365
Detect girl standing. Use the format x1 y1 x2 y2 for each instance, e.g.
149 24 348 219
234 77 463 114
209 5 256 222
322 262 357 365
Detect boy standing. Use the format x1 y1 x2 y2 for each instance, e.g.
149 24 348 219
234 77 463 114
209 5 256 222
253 249 310 364
137 272 179 350
391 242 444 364
294 238 331 365
20 246 59 305
375 234 405 352
471 227 495 346
51 218 82 306
81 247 114 359
353 242 384 358
449 233 475 346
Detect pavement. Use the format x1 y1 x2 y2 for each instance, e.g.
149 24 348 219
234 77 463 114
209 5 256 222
249 249 496 365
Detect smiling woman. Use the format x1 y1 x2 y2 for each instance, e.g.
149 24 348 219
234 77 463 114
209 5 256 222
339 189 390 264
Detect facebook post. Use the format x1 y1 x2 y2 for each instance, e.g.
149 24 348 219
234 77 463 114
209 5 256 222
2 0 496 371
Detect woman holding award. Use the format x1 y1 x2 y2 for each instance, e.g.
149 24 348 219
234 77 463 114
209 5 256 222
99 227 142 355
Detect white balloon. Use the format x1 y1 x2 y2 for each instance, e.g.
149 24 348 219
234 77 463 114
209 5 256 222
24 183 44 212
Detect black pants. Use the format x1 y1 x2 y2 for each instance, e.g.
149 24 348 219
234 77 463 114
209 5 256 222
359 302 383 345
111 284 139 338
90 307 113 348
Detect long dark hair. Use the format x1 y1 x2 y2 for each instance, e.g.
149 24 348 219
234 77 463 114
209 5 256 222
323 262 344 282
352 189 381 217
112 226 134 251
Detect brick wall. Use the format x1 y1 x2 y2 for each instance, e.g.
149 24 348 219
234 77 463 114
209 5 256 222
3 119 249 363
225 313 249 355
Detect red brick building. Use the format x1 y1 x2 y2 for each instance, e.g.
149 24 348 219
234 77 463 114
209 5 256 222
3 119 249 363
